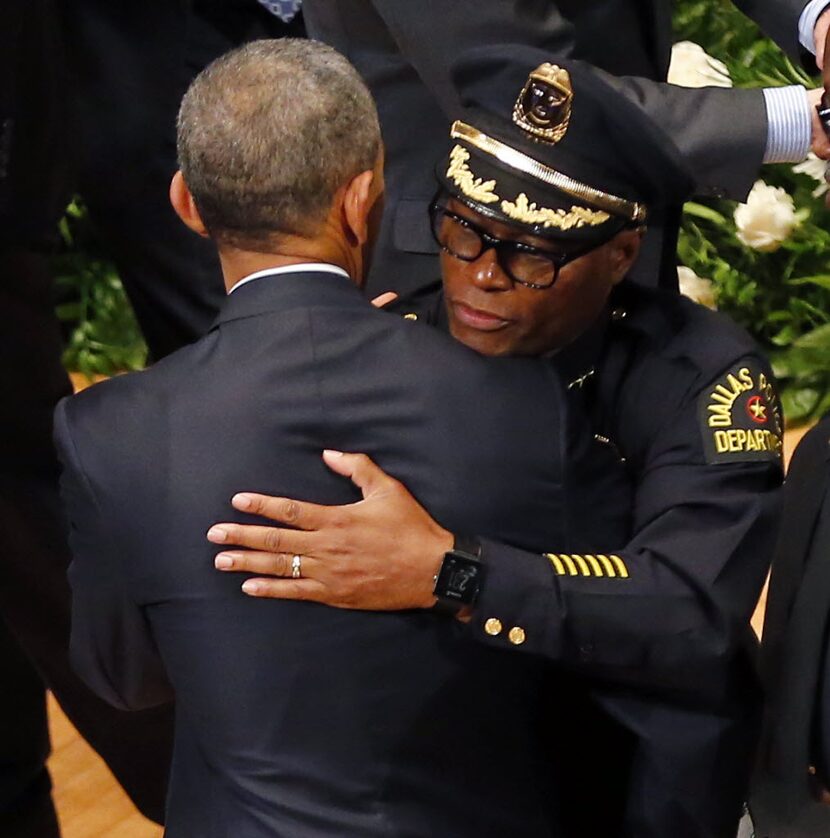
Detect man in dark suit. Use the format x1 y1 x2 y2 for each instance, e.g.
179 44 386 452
55 40 631 835
748 416 830 836
302 0 830 296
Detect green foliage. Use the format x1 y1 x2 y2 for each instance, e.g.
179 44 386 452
673 0 813 87
52 200 147 377
675 0 830 425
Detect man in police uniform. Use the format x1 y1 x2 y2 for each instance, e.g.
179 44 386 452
211 51 784 836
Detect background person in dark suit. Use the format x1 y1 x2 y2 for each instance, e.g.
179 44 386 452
747 415 830 836
54 40 632 836
62 0 305 358
214 52 785 836
301 0 830 296
0 2 171 834
0 2 304 834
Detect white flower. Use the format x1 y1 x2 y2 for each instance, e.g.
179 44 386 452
677 266 717 310
668 41 732 89
734 180 800 252
792 152 830 198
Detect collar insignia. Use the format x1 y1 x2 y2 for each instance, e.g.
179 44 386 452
513 63 573 144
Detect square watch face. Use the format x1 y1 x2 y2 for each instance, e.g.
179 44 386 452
436 553 481 604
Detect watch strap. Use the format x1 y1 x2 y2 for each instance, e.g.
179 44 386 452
452 533 482 559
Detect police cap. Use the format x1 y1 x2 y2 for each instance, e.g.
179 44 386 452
436 49 695 244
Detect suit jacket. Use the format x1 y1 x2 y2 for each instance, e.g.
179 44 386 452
302 0 806 296
55 269 632 837
751 415 830 834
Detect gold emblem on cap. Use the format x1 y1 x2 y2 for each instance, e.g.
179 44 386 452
513 63 573 144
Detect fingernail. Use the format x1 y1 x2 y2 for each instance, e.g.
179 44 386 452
232 493 253 511
214 552 238 569
242 580 261 595
323 449 344 458
207 526 228 543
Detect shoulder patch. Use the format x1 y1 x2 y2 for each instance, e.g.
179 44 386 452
697 360 783 466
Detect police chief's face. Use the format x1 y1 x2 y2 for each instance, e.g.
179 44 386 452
440 198 634 357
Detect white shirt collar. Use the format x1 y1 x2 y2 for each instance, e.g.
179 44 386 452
228 263 351 294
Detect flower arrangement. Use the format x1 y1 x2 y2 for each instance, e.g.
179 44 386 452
674 0 830 425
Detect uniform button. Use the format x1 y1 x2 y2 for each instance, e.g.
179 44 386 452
611 308 627 321
404 312 419 321
484 618 503 636
508 627 526 646
579 643 594 661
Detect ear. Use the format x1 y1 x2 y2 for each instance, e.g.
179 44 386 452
169 171 209 238
341 168 378 246
607 227 644 285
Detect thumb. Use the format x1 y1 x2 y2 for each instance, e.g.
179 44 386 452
322 450 396 498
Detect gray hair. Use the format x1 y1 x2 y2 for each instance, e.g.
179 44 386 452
177 39 381 250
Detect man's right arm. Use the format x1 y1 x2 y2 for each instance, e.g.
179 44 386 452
54 397 173 712
366 0 822 198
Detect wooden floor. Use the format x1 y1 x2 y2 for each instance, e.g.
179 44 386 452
43 421 811 836
47 695 162 838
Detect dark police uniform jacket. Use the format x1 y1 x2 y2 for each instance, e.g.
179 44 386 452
302 0 809 296
54 269 632 837
394 279 784 837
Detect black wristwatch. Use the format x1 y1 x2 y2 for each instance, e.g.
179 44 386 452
818 91 830 142
432 534 484 616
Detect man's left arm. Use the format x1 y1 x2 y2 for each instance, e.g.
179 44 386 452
54 397 172 712
467 459 778 690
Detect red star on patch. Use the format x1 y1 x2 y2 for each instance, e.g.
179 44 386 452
746 395 767 424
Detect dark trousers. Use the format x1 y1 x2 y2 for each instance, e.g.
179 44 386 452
0 617 59 838
0 250 175 834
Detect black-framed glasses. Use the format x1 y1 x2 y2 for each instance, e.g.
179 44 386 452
429 200 603 290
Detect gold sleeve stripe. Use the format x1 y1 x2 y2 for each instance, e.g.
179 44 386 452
571 554 590 576
597 555 616 577
545 552 630 579
583 554 603 576
609 555 629 578
560 554 578 576
545 553 566 575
